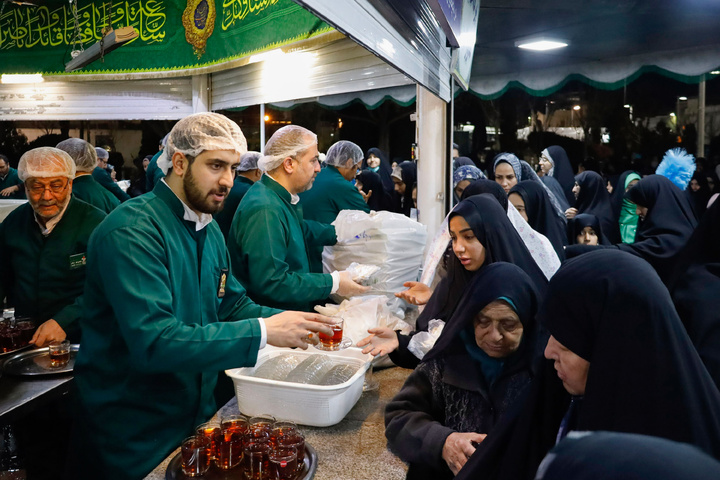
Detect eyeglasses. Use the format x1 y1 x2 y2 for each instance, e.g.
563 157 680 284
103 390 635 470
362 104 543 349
27 179 69 195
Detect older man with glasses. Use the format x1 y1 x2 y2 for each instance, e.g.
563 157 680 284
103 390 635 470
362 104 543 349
0 147 106 346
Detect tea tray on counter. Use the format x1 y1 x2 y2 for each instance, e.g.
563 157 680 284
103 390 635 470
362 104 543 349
2 344 79 376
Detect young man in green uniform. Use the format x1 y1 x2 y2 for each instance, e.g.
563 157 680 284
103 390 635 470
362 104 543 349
214 150 262 239
299 140 371 272
56 138 120 214
228 125 368 311
0 147 106 347
0 153 25 199
70 113 334 480
93 146 131 202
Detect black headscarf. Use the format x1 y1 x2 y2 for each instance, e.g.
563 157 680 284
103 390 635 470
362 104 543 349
687 171 712 218
610 169 641 220
460 179 508 211
540 175 570 212
456 250 720 480
509 181 567 259
620 174 698 284
423 262 542 366
574 170 619 243
671 198 720 388
568 213 608 246
363 147 394 193
356 169 388 211
543 146 575 206
537 431 720 480
396 161 417 217
453 156 475 171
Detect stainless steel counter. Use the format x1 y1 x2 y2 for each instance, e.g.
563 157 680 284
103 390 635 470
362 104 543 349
0 360 73 423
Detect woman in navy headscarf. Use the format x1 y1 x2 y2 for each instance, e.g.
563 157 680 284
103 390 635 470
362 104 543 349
509 181 567 259
363 147 394 194
539 146 575 207
356 169 390 211
392 161 417 217
566 170 619 243
385 263 543 480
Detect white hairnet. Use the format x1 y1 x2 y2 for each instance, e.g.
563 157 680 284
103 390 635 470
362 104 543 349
95 147 109 160
324 140 363 168
159 112 247 175
238 151 262 172
56 138 97 173
18 147 76 182
258 125 317 172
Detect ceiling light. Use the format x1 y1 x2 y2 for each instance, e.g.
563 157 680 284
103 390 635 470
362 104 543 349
711 71 720 75
623 104 631 108
678 96 688 101
573 105 581 111
1 74 43 84
516 39 568 51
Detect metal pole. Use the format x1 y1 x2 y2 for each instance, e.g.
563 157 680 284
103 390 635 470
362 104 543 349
449 81 455 213
259 103 266 152
698 80 706 157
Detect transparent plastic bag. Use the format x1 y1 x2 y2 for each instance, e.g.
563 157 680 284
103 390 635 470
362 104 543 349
317 364 359 385
407 319 445 361
284 355 334 385
252 354 303 381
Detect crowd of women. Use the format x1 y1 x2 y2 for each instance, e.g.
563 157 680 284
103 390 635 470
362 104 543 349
355 145 720 479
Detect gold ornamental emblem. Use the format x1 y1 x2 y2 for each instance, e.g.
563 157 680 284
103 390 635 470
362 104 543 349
182 0 216 58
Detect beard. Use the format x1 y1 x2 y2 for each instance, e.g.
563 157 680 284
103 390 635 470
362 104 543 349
183 164 228 214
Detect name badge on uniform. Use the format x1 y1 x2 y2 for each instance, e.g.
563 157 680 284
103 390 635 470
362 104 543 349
69 253 87 270
218 268 228 298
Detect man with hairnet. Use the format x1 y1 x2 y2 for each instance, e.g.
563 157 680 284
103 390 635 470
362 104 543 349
228 125 368 311
0 153 25 199
70 113 335 480
93 146 131 203
299 140 370 272
214 151 263 239
0 147 106 347
56 138 120 214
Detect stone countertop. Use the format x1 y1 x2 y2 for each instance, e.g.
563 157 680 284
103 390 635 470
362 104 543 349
144 366 411 480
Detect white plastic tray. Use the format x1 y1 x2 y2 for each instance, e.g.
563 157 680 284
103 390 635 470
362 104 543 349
226 346 371 427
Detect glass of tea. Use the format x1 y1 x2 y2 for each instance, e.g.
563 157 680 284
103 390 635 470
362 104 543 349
180 435 212 477
195 421 221 460
244 441 271 480
269 446 297 480
277 432 305 473
48 340 71 368
270 421 298 448
216 425 245 471
316 317 347 351
248 415 275 435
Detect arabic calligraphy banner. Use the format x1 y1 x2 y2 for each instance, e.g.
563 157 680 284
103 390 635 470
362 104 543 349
0 0 332 75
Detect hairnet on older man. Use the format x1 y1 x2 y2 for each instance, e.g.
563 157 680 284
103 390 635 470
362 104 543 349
56 138 97 173
324 140 363 168
95 147 109 160
258 125 317 172
156 112 248 175
237 151 262 172
18 147 76 182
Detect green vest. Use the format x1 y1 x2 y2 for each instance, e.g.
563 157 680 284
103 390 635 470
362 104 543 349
0 167 25 199
72 174 121 214
0 196 105 339
214 175 254 239
73 181 281 479
299 166 370 272
228 175 337 311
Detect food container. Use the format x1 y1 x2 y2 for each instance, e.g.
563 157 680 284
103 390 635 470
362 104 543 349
225 346 371 427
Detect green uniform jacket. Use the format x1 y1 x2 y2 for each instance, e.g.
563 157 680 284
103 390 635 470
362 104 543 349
214 175 254 239
73 181 281 480
92 166 131 202
228 175 337 311
299 166 370 272
72 174 121 214
145 150 166 192
0 196 105 339
0 167 25 199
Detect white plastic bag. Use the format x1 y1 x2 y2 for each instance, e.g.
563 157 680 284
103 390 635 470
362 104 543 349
407 319 445 361
323 210 427 295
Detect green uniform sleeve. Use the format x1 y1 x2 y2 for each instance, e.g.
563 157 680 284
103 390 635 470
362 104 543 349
93 226 269 373
52 295 82 330
341 183 372 213
95 169 131 202
237 207 333 305
302 220 337 246
219 254 282 321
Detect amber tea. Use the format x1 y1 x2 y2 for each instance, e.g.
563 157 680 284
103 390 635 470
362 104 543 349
318 318 344 349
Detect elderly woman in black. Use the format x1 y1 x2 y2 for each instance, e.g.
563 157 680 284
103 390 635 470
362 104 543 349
455 250 720 480
385 263 542 480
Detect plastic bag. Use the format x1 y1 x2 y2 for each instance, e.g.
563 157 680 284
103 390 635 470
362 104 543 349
323 210 427 296
284 355 334 385
252 354 303 381
407 319 445 361
345 262 381 286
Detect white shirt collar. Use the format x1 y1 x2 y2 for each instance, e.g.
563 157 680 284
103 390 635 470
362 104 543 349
161 179 214 231
34 198 70 236
264 173 300 205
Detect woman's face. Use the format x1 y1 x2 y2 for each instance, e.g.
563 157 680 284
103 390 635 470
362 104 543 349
412 186 417 208
474 300 524 359
494 162 517 193
572 182 581 199
539 153 552 174
454 179 472 199
449 215 486 272
508 193 528 222
690 178 700 192
544 335 590 395
576 226 598 245
393 177 406 195
625 178 639 192
367 154 380 169
635 204 648 220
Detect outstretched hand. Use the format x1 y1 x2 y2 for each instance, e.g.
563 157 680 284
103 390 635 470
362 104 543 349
395 281 432 306
356 326 399 356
